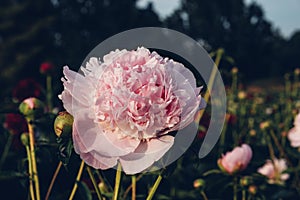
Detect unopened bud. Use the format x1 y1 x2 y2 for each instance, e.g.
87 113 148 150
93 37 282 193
238 91 246 100
248 185 257 195
20 133 29 146
98 182 108 193
240 176 251 186
40 62 55 75
260 121 270 130
193 178 205 189
54 111 74 137
19 97 44 119
231 67 238 74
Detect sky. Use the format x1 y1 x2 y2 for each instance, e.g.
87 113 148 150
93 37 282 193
137 0 300 39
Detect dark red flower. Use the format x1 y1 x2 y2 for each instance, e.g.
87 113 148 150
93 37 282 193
3 113 28 135
40 62 55 75
3 113 28 149
12 79 42 102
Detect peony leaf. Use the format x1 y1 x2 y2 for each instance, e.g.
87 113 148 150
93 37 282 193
77 181 92 200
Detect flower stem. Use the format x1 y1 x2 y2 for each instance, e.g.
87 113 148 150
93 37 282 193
233 176 238 200
0 134 13 170
28 121 40 200
46 75 53 111
113 163 122 200
200 191 208 200
86 166 103 200
45 161 63 200
203 48 224 102
123 174 144 199
146 174 162 200
25 144 35 200
132 175 136 200
68 160 85 200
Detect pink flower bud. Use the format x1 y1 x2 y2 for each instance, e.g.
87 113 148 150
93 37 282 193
218 144 252 174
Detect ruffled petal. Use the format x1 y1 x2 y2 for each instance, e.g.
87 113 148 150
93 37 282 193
119 135 174 175
61 66 95 114
74 112 140 157
80 151 118 170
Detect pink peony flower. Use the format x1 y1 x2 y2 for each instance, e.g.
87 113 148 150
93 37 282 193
59 47 204 174
257 158 289 184
288 113 300 147
218 144 252 174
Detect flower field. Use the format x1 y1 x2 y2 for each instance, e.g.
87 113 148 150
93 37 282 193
1 48 300 200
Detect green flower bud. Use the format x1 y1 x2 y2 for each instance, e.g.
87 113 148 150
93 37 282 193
193 178 205 189
19 97 44 119
54 111 74 137
20 133 29 146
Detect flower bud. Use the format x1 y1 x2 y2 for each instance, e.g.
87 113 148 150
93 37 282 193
259 121 270 130
240 176 251 186
238 91 246 100
231 67 238 74
40 62 55 75
98 182 108 193
20 133 29 146
193 179 205 189
19 97 44 119
54 111 74 137
248 185 257 195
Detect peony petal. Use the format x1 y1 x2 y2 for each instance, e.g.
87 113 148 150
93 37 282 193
80 151 118 170
119 135 174 174
74 112 140 157
61 66 94 113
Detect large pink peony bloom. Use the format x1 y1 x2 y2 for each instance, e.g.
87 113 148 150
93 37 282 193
288 113 300 147
258 158 289 185
218 144 252 174
59 47 204 174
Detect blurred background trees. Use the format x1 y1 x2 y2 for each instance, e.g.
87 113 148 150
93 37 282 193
0 0 299 98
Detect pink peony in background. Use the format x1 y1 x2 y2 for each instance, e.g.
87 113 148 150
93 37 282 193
218 144 252 174
59 47 204 174
258 158 289 185
288 112 300 148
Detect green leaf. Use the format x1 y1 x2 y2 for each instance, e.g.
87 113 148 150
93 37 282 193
77 181 92 200
0 171 27 180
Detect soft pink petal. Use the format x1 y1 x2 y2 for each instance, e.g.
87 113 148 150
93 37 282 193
80 151 118 170
119 135 174 174
288 127 300 147
74 112 140 157
61 66 94 113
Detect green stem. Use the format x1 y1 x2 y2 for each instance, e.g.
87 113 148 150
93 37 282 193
28 121 40 200
113 163 122 200
132 175 136 200
0 134 13 170
233 176 238 200
45 161 63 200
146 175 162 200
86 166 103 200
242 188 246 200
203 48 224 102
26 145 35 200
123 174 144 199
46 75 53 111
200 191 208 200
68 160 85 200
